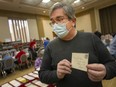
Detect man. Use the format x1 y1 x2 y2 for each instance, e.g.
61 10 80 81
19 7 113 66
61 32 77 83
39 2 116 87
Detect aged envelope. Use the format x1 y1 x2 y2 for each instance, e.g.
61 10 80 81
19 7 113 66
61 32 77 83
71 53 89 72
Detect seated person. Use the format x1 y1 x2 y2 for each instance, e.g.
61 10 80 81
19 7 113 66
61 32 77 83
15 47 26 64
34 49 44 69
2 53 13 74
29 39 36 49
28 41 37 60
3 53 12 60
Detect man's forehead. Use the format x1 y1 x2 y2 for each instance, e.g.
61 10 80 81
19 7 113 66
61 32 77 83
50 8 66 19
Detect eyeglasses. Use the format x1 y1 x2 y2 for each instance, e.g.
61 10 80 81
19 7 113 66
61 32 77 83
49 16 69 27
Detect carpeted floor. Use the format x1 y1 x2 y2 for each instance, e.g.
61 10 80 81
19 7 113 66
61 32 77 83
102 78 116 87
0 66 35 85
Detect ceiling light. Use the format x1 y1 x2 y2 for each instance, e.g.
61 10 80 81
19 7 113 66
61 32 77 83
82 6 85 9
42 0 50 3
43 11 46 13
74 0 80 3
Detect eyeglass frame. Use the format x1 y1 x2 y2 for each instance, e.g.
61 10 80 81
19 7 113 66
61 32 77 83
49 16 70 27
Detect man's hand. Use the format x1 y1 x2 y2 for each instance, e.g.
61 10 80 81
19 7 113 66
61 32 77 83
86 64 106 82
57 59 72 79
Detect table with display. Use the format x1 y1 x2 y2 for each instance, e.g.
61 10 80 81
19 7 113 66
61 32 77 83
1 68 51 87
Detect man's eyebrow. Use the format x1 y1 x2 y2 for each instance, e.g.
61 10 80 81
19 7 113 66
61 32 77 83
50 16 63 21
56 16 63 19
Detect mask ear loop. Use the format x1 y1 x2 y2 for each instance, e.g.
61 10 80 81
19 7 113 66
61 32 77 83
66 21 74 32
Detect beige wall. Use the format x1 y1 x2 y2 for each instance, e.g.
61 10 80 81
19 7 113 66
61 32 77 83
76 8 97 32
94 8 101 32
36 16 45 39
42 19 53 40
76 14 92 32
27 19 39 40
36 16 54 40
0 17 11 42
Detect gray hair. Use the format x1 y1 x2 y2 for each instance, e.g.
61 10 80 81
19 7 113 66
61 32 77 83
38 49 44 57
49 2 76 20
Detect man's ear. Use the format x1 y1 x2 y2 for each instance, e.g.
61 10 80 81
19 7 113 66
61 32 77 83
71 18 76 27
72 18 76 23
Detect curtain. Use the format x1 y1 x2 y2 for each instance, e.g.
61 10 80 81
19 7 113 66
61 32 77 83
99 4 116 35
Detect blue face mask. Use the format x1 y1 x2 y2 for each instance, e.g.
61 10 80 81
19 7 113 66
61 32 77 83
53 23 69 38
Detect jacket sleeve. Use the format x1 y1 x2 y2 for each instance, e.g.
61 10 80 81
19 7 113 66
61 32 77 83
92 34 116 79
39 46 59 84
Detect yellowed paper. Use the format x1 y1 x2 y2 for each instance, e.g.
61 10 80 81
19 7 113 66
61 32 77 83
71 53 89 71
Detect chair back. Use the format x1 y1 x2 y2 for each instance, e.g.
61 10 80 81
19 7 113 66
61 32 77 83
3 58 14 70
28 51 33 60
0 54 2 60
19 54 29 69
0 62 3 72
20 54 27 63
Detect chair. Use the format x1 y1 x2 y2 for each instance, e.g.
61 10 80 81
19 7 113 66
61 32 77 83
2 58 15 77
0 62 3 76
28 51 34 66
19 54 29 69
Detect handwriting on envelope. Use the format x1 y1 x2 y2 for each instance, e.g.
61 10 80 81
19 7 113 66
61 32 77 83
71 53 89 72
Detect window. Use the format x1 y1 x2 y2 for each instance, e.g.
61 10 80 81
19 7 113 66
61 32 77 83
8 19 30 42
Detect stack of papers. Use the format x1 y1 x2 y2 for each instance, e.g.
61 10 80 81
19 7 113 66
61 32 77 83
33 71 38 74
32 80 48 87
16 77 27 83
36 67 40 71
28 73 38 78
25 83 38 87
9 80 21 87
23 75 34 80
1 83 13 87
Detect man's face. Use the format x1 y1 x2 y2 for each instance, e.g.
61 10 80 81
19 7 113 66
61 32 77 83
50 8 74 32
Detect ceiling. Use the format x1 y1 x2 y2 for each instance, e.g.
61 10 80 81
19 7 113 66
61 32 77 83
0 0 115 16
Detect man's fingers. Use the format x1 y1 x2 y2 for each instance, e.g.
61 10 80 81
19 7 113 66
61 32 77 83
87 69 103 77
87 64 105 71
58 65 72 73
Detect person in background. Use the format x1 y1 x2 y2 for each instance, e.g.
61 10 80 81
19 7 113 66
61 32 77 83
101 35 105 44
15 47 26 64
39 2 116 87
29 41 37 60
2 53 13 74
3 53 12 60
35 49 44 69
29 39 36 48
104 34 113 51
44 37 50 48
110 35 116 58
